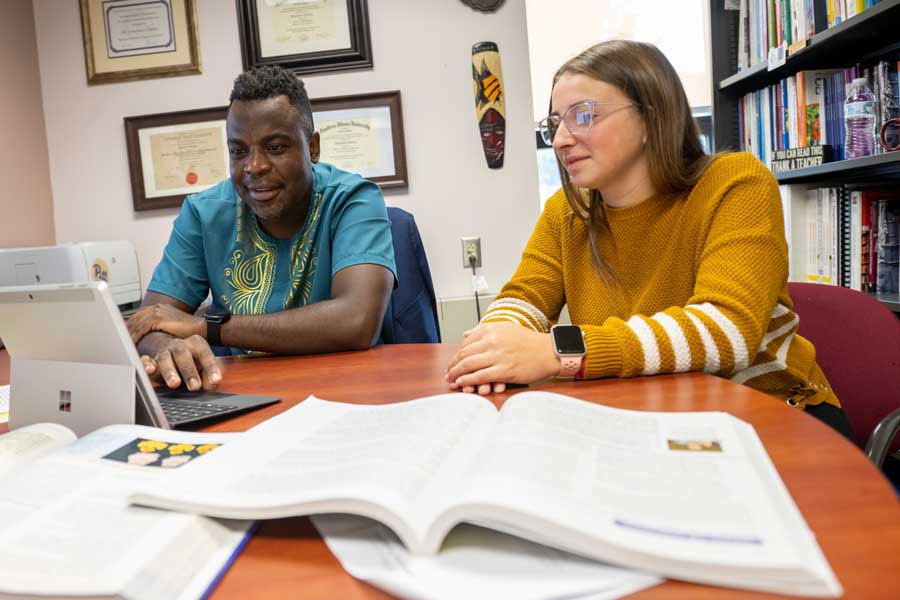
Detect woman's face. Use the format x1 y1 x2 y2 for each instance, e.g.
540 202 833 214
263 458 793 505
551 74 648 194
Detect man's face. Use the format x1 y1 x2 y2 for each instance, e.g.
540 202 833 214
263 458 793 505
227 96 319 230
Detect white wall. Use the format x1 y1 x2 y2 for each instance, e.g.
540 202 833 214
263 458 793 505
33 0 540 299
0 0 54 248
524 0 712 121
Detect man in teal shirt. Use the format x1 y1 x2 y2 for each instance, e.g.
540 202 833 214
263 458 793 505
127 66 397 392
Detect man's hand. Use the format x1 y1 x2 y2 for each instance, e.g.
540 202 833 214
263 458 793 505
444 322 561 395
140 335 222 391
128 303 205 344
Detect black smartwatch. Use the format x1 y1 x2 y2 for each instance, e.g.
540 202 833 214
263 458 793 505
204 307 231 347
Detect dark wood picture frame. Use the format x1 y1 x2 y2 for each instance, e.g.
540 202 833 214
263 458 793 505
235 0 373 76
124 106 228 212
79 0 202 85
312 90 408 189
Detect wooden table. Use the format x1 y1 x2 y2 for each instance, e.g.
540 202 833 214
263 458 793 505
2 345 900 599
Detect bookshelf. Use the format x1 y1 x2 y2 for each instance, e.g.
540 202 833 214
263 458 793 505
709 0 900 312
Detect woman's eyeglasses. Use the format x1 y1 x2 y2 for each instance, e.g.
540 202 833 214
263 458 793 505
537 100 637 145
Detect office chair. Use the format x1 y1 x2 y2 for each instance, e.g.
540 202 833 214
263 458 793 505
788 282 900 467
381 207 441 344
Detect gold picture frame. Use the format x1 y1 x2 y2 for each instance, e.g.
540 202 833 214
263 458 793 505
79 0 201 85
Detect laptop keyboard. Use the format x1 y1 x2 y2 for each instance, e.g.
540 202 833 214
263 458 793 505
158 398 239 423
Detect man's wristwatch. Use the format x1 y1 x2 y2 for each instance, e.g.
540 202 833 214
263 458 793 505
204 307 231 347
551 324 586 377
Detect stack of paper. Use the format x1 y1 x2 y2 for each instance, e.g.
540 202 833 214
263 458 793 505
312 515 662 600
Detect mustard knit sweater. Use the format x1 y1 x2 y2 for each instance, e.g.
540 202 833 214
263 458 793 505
483 152 839 410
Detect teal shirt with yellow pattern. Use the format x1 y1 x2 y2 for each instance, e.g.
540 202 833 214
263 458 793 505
147 162 397 353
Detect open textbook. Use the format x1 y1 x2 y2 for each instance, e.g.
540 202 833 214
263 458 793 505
0 422 251 600
130 391 842 597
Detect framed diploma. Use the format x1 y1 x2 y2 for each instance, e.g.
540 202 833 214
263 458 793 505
236 0 373 75
311 91 408 189
79 0 201 85
124 106 229 211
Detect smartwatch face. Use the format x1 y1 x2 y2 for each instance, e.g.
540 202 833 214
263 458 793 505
553 325 585 355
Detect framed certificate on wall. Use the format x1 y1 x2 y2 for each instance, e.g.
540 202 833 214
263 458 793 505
312 91 408 189
124 106 229 211
236 0 373 75
79 0 201 85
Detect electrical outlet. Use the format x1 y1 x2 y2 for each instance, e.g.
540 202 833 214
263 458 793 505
461 237 482 268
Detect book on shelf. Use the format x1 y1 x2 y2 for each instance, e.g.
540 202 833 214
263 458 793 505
0 422 251 600
783 185 900 292
736 0 876 71
737 52 900 170
131 391 842 597
876 197 900 293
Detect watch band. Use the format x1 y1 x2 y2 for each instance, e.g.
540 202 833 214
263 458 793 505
205 309 230 347
207 319 224 347
558 355 583 377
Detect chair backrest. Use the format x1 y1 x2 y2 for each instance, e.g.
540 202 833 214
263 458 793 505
381 207 441 344
788 282 900 454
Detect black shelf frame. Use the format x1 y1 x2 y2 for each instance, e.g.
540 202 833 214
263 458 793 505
775 151 900 184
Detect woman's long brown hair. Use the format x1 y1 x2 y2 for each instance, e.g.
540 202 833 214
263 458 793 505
552 40 716 283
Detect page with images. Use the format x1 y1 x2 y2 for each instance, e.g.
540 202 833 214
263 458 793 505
427 391 840 597
0 424 250 600
312 514 662 600
0 422 76 476
130 394 500 550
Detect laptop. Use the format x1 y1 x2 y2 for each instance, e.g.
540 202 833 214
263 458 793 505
0 282 280 435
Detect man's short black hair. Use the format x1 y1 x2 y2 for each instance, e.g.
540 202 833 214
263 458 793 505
229 65 314 139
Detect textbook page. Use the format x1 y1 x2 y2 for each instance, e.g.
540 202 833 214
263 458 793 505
434 391 839 596
0 424 250 600
130 394 500 549
0 422 76 476
313 514 662 600
0 385 8 424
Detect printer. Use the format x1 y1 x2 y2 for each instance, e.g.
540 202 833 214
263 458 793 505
0 241 142 316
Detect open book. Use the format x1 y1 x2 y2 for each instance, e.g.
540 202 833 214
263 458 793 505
0 422 251 600
130 391 842 597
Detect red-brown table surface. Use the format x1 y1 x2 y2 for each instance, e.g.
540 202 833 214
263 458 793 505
1 345 898 599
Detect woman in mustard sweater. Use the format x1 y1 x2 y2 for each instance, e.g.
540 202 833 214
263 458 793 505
445 40 854 438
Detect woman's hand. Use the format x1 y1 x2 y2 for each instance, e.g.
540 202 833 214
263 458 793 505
445 322 561 395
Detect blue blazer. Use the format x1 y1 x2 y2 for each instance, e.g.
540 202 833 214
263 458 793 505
381 208 441 343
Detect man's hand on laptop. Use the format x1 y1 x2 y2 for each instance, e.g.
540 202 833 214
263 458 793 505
138 335 222 392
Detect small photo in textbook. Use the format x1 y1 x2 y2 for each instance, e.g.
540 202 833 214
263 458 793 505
667 439 723 452
102 437 221 468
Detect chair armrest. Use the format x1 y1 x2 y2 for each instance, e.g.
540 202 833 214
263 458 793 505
865 406 900 467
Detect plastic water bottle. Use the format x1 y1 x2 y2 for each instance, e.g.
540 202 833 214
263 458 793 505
844 78 876 159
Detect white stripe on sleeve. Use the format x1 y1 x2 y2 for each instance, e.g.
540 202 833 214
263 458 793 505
684 310 721 373
689 302 749 373
625 315 661 375
653 312 692 372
